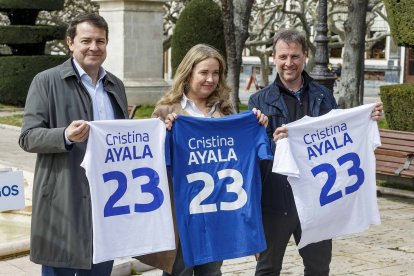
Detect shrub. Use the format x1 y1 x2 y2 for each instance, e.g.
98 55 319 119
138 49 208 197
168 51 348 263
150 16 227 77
171 0 226 76
0 0 64 10
380 84 414 131
383 0 414 46
0 55 68 106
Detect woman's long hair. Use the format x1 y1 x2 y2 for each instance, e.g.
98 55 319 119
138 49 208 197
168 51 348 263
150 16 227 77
157 44 234 115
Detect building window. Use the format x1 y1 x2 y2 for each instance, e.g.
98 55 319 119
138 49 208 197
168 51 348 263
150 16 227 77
330 48 342 58
367 37 386 59
364 71 385 81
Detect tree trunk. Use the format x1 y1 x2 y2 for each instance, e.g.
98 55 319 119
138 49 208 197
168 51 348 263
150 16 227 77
337 0 368 108
259 54 269 88
221 0 254 111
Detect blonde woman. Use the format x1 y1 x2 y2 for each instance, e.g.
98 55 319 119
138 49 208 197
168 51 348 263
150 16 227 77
137 44 267 276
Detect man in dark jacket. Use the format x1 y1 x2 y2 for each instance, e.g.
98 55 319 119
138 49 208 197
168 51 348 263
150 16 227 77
19 13 128 275
249 28 382 275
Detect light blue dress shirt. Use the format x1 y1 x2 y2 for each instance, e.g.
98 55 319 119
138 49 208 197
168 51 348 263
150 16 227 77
73 59 115 121
65 59 115 144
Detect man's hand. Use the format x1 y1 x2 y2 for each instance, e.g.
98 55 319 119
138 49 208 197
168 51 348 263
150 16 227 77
273 125 288 142
67 120 89 143
371 102 383 121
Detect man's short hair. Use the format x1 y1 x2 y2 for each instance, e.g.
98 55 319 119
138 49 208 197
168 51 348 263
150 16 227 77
273 28 307 54
66 13 109 41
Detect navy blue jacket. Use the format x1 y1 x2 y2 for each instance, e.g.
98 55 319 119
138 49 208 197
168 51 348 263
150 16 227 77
248 71 337 214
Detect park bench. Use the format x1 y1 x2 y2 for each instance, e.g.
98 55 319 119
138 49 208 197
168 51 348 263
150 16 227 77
128 104 139 119
375 129 414 186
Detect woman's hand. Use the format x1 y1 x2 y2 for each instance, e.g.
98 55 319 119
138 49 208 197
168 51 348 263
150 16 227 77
252 108 268 127
164 113 178 130
371 102 383 122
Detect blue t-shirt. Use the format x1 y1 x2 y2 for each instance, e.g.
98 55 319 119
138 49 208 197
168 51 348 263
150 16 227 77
170 111 273 266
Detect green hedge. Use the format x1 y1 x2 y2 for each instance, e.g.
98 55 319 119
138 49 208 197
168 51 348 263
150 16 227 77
0 0 64 11
384 0 414 46
380 84 414 131
0 55 68 106
171 0 226 76
0 25 66 44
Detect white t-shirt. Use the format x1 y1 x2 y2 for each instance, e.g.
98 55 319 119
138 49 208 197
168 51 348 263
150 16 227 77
81 119 175 263
273 103 381 249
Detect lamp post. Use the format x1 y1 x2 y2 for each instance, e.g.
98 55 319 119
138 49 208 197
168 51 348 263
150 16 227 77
309 0 336 92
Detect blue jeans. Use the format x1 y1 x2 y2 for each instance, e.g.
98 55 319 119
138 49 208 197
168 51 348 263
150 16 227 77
41 260 113 276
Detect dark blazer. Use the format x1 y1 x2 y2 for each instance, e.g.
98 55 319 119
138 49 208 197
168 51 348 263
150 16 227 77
248 71 337 214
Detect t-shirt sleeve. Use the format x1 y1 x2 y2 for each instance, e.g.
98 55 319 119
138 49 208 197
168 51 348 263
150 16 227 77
164 130 172 166
370 120 381 150
272 138 300 177
257 126 273 161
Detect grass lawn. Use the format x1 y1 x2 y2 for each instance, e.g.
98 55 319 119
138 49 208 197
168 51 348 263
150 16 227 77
378 118 388 129
0 114 23 127
0 103 14 108
377 180 414 191
133 105 155 119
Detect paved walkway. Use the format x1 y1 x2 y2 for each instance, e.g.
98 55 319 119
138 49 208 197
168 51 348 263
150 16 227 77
1 96 414 275
139 196 414 276
2 191 413 275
